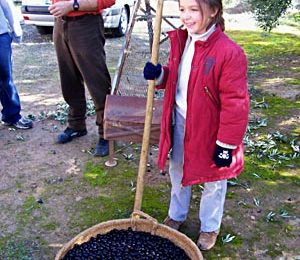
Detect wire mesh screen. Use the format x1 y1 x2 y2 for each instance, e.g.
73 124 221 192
113 0 181 100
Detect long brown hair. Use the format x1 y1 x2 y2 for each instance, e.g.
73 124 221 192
195 0 225 31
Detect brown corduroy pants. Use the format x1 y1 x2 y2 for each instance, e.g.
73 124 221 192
53 14 111 137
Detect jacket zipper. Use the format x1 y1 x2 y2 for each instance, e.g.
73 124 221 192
204 86 219 109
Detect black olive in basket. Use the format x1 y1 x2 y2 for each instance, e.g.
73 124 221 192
62 228 190 260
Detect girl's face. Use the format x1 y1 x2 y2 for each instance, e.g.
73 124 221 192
179 0 218 34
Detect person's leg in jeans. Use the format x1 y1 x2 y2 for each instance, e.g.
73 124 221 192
197 179 227 250
168 110 191 223
0 33 21 124
199 180 227 232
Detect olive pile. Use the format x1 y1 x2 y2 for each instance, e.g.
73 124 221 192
62 228 190 259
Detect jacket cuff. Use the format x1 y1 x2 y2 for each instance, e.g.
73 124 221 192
155 67 164 86
216 140 237 149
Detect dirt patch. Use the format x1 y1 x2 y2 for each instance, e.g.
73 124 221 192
250 55 300 100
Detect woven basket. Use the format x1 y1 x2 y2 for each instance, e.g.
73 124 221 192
55 211 202 260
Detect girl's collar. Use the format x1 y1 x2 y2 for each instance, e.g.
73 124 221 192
188 24 216 42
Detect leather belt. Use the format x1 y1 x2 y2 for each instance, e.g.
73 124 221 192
61 15 86 21
61 14 99 21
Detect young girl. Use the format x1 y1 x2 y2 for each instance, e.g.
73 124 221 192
143 0 249 251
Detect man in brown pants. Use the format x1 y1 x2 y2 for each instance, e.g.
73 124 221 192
49 0 115 156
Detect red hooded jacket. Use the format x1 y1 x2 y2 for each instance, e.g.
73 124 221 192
157 26 249 186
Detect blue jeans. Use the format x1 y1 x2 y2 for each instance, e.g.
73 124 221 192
168 109 227 232
0 32 21 124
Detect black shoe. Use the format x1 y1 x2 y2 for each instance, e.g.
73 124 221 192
94 138 109 157
57 127 87 144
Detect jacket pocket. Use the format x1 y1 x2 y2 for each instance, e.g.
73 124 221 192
204 86 220 109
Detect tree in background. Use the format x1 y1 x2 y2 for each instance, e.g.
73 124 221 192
247 0 293 31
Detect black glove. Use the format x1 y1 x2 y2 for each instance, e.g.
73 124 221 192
143 62 162 80
213 145 233 168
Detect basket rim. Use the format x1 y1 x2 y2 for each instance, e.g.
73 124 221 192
55 217 203 260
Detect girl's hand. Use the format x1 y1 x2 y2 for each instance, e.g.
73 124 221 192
213 145 233 168
143 62 162 80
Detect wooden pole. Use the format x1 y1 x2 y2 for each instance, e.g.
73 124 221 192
134 0 164 212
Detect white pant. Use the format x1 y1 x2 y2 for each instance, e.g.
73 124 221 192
168 110 227 232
